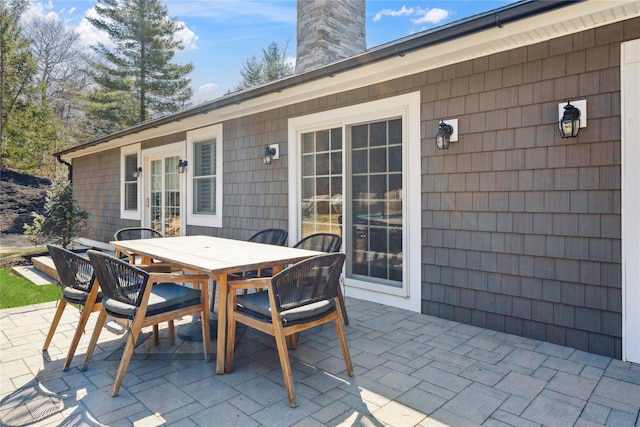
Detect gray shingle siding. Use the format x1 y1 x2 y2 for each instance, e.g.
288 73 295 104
72 16 638 360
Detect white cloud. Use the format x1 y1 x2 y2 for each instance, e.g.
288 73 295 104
411 8 449 25
193 82 220 104
24 1 59 22
175 21 198 51
373 5 414 22
75 7 113 51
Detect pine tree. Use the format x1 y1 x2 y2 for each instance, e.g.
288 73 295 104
1 0 61 176
85 0 193 132
235 41 293 91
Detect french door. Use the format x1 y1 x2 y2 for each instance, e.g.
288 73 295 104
300 120 403 291
290 92 422 312
143 144 185 237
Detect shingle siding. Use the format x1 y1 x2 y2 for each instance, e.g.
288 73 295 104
419 18 636 359
72 15 637 360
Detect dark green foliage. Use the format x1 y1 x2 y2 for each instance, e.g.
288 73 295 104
85 0 193 133
235 41 293 91
24 175 89 248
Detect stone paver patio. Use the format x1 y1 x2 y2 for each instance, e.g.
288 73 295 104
1 297 639 426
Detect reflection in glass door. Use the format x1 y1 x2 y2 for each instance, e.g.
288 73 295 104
350 119 403 287
301 128 343 237
299 118 403 291
149 155 181 236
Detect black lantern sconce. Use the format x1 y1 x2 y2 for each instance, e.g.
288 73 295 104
435 119 458 150
177 159 188 173
558 99 587 139
263 144 279 165
132 166 142 179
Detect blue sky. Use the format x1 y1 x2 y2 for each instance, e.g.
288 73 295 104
25 0 516 104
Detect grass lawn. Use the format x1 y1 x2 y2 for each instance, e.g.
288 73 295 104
0 269 60 309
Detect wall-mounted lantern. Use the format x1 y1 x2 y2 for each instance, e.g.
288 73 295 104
132 166 142 179
263 144 279 165
435 119 458 150
558 99 587 139
177 159 188 173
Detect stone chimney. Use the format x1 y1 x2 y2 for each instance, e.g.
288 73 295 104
295 0 366 74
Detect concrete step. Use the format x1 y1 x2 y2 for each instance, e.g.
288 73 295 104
32 256 59 281
11 265 57 286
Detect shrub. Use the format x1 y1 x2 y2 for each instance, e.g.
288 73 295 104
24 174 89 248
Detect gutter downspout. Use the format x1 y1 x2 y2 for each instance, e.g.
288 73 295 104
56 155 72 182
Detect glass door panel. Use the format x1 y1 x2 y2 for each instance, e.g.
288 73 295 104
299 119 403 290
301 128 343 238
350 119 403 288
149 155 181 237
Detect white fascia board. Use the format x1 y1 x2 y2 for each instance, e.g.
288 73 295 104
62 0 639 162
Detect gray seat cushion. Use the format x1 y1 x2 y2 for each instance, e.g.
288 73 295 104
236 291 335 325
62 286 89 304
103 283 201 318
62 286 103 304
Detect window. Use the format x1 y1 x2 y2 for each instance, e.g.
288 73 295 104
288 92 421 312
187 124 223 227
193 139 216 215
120 144 141 220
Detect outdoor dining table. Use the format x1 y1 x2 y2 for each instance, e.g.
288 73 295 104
109 235 323 374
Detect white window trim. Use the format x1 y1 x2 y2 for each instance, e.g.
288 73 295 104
120 144 142 220
288 91 421 313
186 124 223 228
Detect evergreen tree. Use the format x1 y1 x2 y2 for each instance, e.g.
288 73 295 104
85 0 193 133
235 41 293 91
24 174 89 248
1 0 61 176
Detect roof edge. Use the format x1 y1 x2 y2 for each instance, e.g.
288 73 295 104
56 0 583 157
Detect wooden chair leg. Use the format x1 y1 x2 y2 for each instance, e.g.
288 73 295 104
81 309 108 371
168 320 175 345
337 286 349 325
63 302 96 371
43 300 67 351
153 325 160 345
286 333 299 350
225 294 238 373
112 321 142 396
334 314 354 376
273 324 297 408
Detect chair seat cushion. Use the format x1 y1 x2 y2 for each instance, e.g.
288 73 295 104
236 291 335 325
62 286 103 304
103 283 201 318
62 286 88 304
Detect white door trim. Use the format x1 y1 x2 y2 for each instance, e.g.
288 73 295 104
621 38 640 363
141 142 187 235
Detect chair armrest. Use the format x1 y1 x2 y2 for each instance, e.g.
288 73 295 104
228 277 271 291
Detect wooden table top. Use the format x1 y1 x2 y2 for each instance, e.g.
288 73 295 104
110 235 323 275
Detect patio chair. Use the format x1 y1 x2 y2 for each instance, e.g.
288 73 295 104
81 250 210 396
114 227 171 271
43 244 103 371
247 228 288 246
225 253 353 408
114 227 163 241
293 233 349 325
230 228 289 281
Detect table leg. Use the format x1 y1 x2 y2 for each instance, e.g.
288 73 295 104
216 273 228 374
